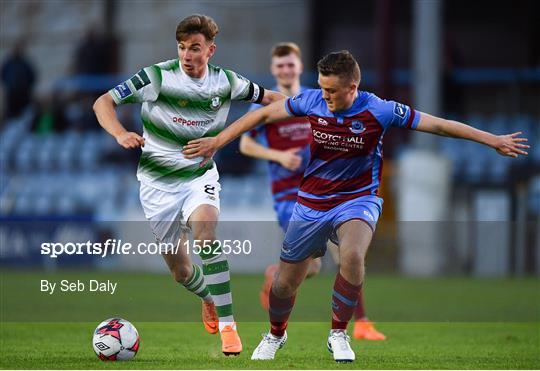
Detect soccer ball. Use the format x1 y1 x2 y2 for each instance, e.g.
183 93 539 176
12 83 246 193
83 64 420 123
92 318 140 361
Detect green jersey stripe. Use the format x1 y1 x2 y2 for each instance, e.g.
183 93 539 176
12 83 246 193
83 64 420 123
151 64 163 85
141 116 187 145
223 70 234 100
139 153 214 180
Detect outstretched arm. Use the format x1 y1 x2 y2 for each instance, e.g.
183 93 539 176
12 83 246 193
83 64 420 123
260 90 287 105
93 93 145 149
183 99 290 163
416 112 529 158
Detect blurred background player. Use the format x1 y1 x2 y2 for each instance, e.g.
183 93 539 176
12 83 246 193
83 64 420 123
1 41 36 121
93 14 284 356
182 50 529 363
239 42 385 341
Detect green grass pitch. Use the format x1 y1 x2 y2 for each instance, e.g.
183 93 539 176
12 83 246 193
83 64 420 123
1 270 539 369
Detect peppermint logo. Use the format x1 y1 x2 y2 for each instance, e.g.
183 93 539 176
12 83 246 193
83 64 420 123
210 96 221 110
349 121 366 134
318 118 329 126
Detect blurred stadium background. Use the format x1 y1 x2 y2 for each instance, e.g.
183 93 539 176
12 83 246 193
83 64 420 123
1 0 539 278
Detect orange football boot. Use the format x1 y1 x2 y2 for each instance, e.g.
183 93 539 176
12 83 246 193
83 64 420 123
201 301 219 334
260 264 279 310
353 319 386 340
220 323 242 356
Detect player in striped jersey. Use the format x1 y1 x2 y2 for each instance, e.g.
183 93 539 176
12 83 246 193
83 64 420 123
239 42 385 341
183 50 529 362
93 14 284 356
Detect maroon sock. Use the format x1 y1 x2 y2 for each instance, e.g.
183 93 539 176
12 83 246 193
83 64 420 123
353 286 367 320
331 272 362 330
269 288 295 337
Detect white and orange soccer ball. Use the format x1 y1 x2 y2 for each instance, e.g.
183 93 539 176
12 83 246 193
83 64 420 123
92 318 140 361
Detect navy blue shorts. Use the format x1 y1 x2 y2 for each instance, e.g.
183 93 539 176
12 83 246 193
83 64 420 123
281 195 382 263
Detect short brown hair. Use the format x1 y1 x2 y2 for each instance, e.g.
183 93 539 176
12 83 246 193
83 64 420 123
271 42 302 59
317 50 361 84
176 14 219 42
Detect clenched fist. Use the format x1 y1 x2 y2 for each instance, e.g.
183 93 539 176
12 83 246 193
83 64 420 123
116 132 145 149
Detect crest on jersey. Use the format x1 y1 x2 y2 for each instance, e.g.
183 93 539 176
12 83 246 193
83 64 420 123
210 96 222 110
394 102 407 119
349 120 366 134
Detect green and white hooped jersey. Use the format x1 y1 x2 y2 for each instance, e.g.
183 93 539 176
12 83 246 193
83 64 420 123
109 59 264 191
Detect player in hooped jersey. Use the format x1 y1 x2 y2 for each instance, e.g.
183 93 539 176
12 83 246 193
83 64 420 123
239 42 385 341
93 15 285 356
183 51 529 362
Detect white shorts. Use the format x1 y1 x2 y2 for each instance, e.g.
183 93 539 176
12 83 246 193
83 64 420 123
139 166 221 246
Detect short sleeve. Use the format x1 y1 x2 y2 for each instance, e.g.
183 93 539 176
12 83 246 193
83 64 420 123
225 69 264 103
284 90 314 117
109 66 161 105
367 94 421 130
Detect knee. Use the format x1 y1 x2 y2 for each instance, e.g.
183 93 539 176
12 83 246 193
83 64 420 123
340 251 365 274
272 275 300 298
172 263 193 284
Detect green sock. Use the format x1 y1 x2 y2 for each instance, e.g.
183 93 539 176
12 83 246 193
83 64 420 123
200 243 234 325
182 263 211 300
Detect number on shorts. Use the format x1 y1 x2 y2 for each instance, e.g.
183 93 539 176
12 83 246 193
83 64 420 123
204 185 215 195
